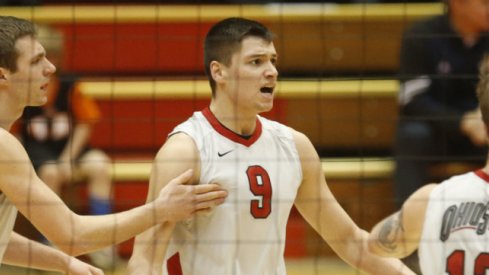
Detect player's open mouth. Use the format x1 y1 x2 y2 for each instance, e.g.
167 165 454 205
40 83 49 90
260 87 274 94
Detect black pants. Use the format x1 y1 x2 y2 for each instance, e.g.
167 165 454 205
394 120 487 207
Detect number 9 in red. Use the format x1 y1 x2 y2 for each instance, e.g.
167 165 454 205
247 165 272 219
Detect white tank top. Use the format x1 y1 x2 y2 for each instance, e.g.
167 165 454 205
165 108 302 275
419 170 489 275
0 193 18 264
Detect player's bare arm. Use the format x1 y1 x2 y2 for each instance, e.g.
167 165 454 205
128 132 223 275
0 129 225 256
3 232 103 275
291 128 415 275
369 184 436 259
377 210 405 253
370 210 407 258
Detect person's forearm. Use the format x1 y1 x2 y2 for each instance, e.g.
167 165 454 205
3 232 78 273
59 201 164 256
127 223 176 275
345 230 415 275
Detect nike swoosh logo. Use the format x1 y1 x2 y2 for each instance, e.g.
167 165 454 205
218 150 233 157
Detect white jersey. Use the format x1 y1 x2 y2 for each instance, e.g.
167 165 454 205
165 108 302 275
0 193 17 264
419 170 489 275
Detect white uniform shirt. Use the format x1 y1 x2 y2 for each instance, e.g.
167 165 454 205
419 170 489 275
165 108 302 275
0 193 18 264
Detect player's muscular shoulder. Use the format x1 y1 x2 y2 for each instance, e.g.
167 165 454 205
0 129 28 161
158 132 198 160
290 128 319 161
0 128 34 191
151 132 200 187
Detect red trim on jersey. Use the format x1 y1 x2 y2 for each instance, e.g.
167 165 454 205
202 107 262 147
475 169 489 183
167 253 183 275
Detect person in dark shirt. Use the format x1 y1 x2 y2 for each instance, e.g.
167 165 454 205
395 0 489 207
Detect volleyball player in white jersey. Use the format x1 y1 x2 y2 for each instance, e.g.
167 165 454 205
368 56 489 274
0 16 226 274
128 17 413 275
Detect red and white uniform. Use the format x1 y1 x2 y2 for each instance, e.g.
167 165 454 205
419 170 489 275
165 107 302 275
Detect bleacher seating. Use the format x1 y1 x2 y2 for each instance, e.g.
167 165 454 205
0 3 443 76
8 2 477 259
80 78 399 152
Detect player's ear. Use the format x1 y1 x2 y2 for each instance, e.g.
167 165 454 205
210 61 227 84
0 68 8 86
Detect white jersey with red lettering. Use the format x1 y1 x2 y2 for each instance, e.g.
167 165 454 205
418 170 489 275
164 107 302 275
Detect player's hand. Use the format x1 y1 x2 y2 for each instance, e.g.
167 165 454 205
155 169 227 223
66 257 104 275
461 108 487 146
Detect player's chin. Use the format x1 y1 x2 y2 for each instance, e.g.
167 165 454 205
257 102 273 113
28 96 47 107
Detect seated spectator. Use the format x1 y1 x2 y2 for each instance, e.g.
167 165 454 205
394 0 489 207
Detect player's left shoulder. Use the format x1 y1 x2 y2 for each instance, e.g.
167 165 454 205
288 127 311 147
403 184 437 217
287 127 319 163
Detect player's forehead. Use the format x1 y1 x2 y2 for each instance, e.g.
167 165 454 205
15 35 45 62
237 36 277 59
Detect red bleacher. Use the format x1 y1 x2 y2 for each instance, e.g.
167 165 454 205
4 2 443 259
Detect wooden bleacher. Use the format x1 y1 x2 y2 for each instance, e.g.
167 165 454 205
80 78 399 152
8 2 476 259
0 3 443 75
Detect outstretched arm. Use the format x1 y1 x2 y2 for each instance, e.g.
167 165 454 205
3 232 102 275
291 129 414 275
0 129 226 256
368 184 436 258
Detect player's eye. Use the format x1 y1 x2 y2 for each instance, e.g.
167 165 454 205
251 59 262 65
271 58 277 66
30 56 43 65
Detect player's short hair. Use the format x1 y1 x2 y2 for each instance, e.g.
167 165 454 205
477 55 489 127
204 17 274 96
0 16 37 73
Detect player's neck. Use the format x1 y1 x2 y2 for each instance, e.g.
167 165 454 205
0 97 23 131
209 102 257 136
